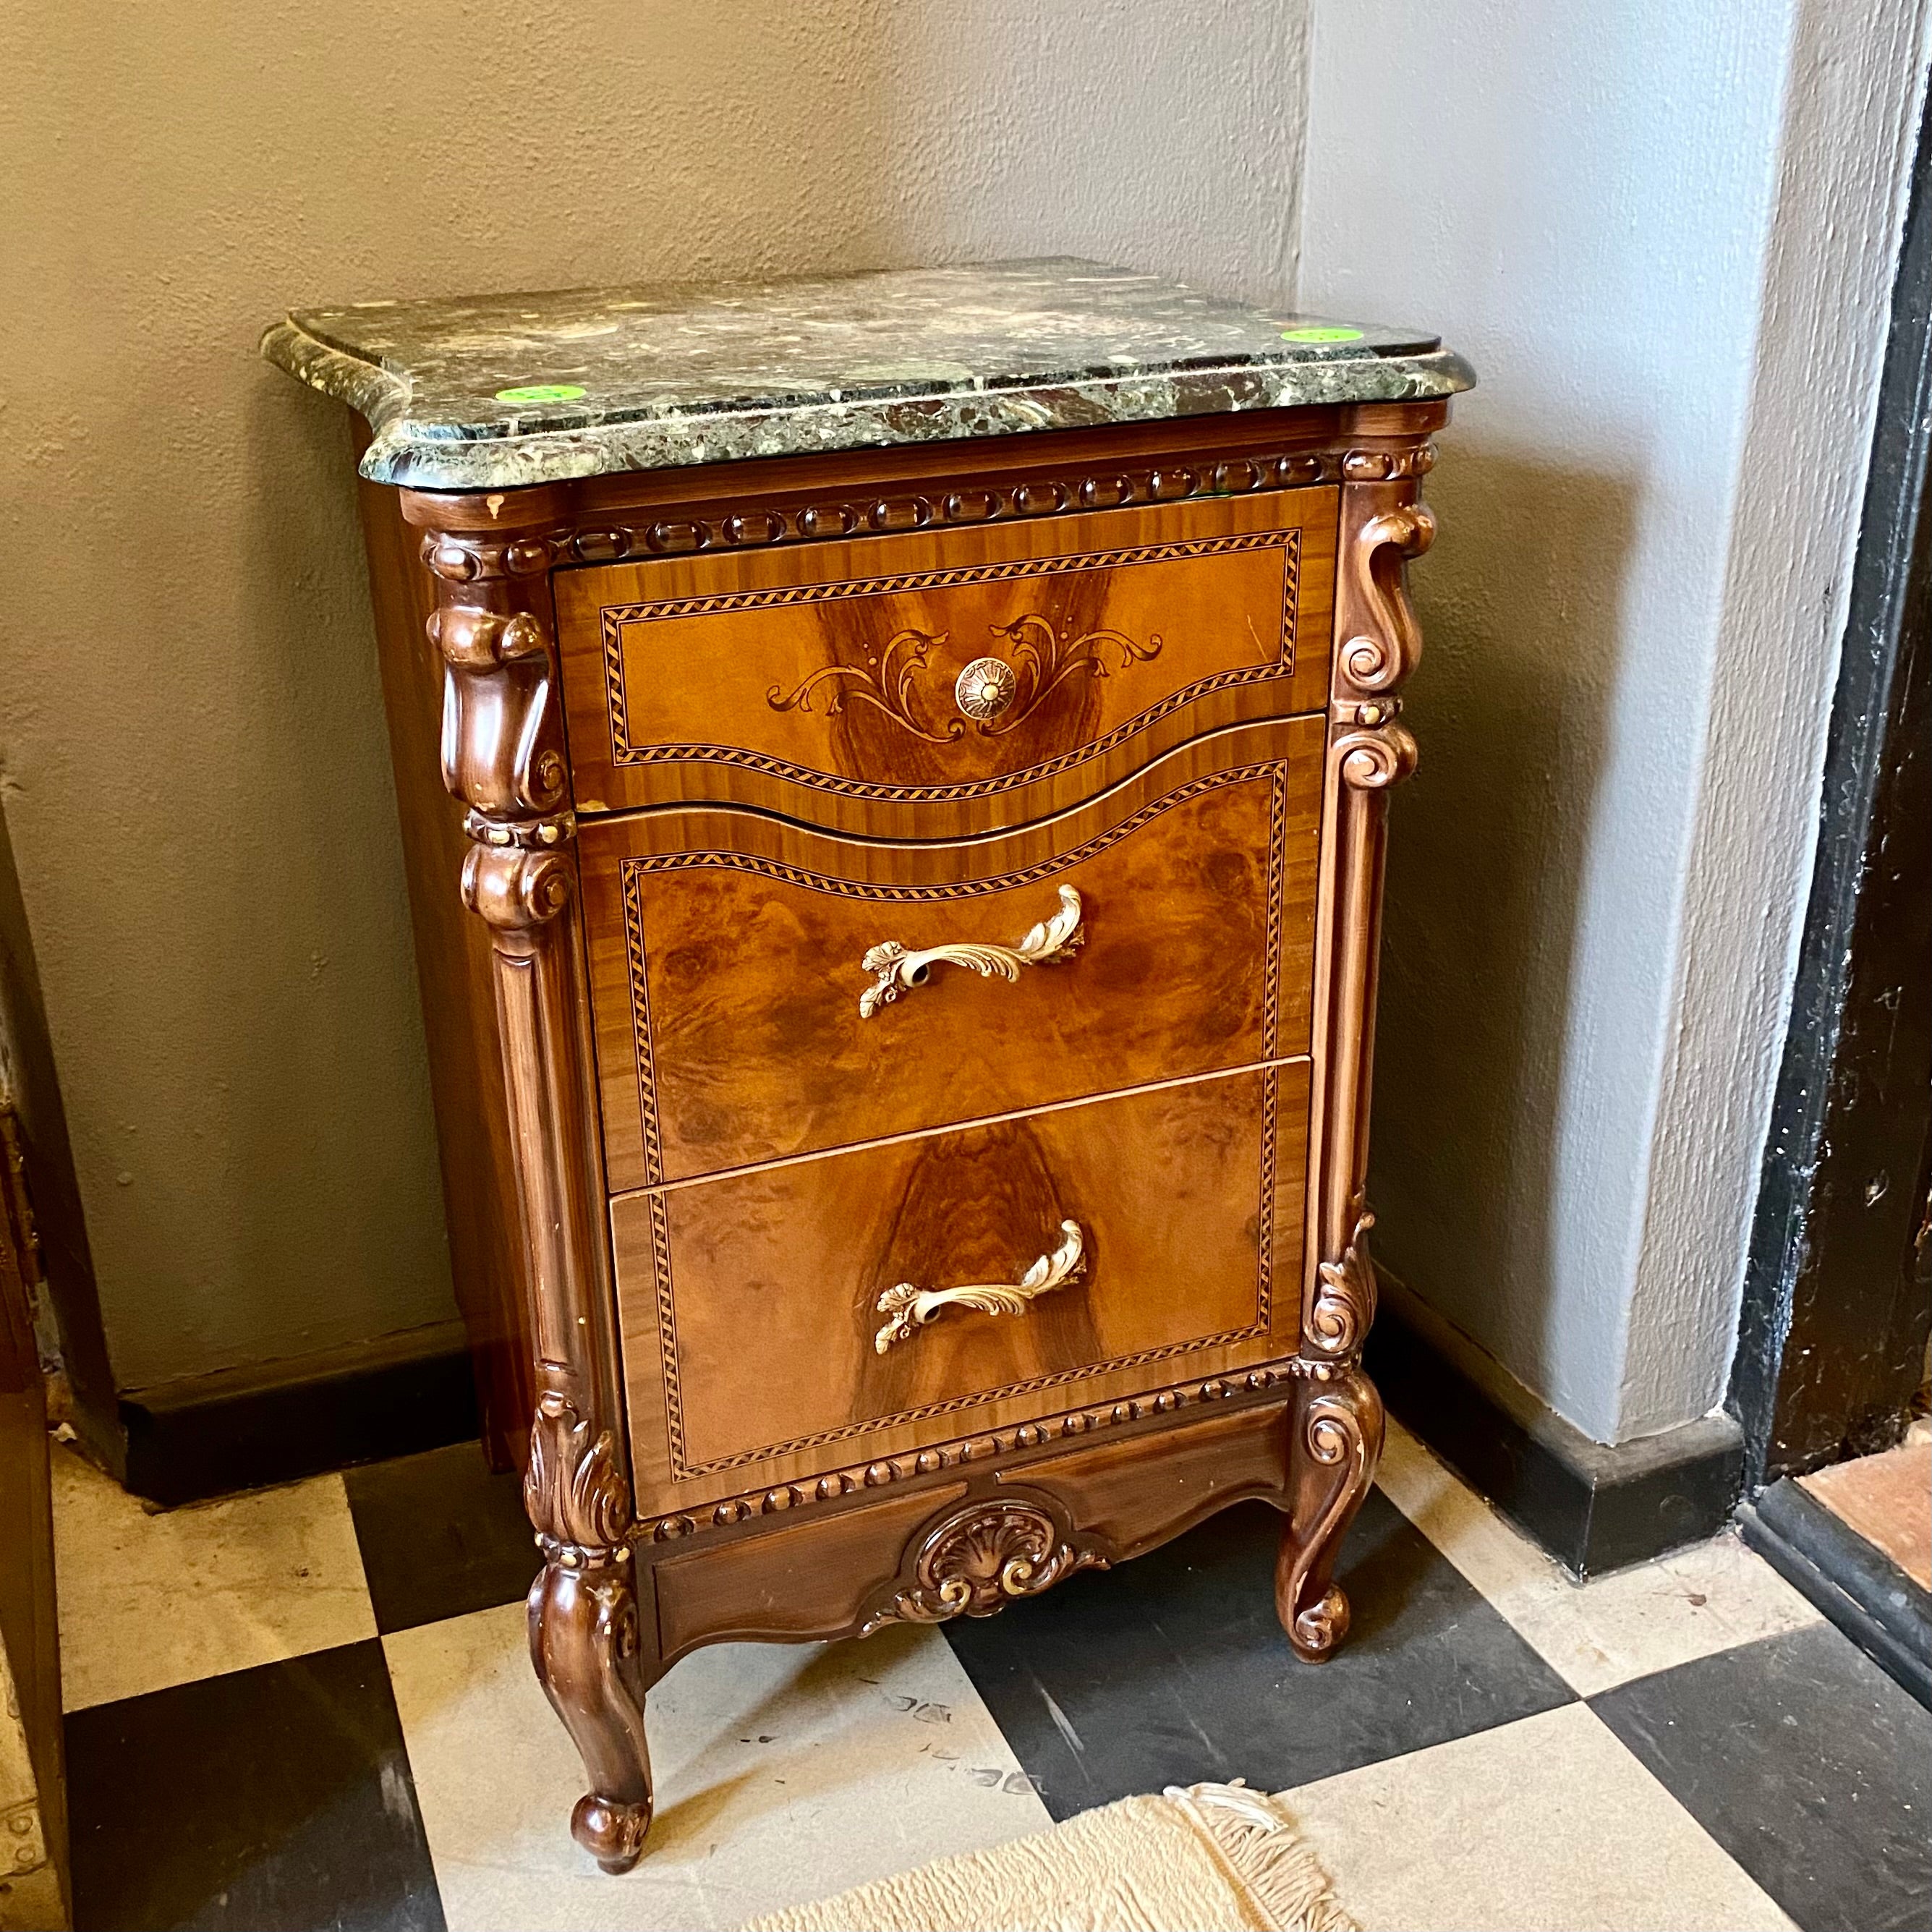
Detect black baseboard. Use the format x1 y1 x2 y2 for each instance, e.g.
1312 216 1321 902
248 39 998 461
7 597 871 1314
1740 1477 1932 1713
119 1323 482 1507
1366 1272 1745 1577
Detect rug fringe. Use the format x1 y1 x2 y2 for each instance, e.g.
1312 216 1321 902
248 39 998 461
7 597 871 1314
745 1777 1357 1932
1165 1780 1359 1932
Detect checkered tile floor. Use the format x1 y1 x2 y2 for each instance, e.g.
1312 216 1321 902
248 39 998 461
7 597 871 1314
53 1419 1931 1931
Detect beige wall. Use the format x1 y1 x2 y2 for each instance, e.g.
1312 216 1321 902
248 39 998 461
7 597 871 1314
0 1 1309 1392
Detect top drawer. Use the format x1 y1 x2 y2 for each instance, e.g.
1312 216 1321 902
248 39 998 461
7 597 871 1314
554 489 1335 835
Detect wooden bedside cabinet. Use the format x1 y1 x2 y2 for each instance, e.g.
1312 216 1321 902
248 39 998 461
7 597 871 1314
263 261 1471 1871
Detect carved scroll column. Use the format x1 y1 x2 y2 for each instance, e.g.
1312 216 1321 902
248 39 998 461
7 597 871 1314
1280 436 1434 1661
417 498 654 1871
1305 469 1434 1358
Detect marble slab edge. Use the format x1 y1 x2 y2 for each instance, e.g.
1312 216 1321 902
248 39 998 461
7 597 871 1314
260 318 1476 494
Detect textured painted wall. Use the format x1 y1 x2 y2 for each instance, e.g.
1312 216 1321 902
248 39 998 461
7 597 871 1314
1300 0 1928 1442
0 1 1308 1391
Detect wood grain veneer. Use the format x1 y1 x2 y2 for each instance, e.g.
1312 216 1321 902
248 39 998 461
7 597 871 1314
579 715 1321 1191
556 489 1335 833
613 1060 1309 1515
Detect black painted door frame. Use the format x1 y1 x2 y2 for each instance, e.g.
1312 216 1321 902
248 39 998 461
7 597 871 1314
1729 82 1932 1489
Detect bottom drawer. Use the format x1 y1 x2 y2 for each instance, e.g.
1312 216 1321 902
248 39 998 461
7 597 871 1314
614 1059 1308 1518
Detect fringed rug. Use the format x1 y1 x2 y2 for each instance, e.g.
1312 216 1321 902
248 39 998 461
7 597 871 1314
745 1780 1357 1932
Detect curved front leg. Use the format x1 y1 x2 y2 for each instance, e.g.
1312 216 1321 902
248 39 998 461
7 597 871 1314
529 1561 655 1872
1277 1367 1385 1661
1281 453 1431 1661
421 501 652 1871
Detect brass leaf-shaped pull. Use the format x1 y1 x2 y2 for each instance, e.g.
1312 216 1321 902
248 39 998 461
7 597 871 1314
858 885 1084 1019
873 1220 1086 1353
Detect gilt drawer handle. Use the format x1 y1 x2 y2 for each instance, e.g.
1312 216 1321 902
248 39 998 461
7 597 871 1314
858 885 1084 1019
874 1220 1086 1353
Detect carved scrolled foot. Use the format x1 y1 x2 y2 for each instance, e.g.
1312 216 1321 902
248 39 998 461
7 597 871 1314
1293 1583 1350 1656
1276 1366 1384 1663
528 1557 655 1872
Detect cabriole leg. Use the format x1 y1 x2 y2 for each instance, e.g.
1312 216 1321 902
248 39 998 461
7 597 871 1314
529 1557 655 1873
1276 1366 1385 1661
1284 465 1432 1661
421 504 650 1871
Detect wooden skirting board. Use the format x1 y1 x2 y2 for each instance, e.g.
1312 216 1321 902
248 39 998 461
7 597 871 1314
117 1322 483 1507
1368 1270 1744 1578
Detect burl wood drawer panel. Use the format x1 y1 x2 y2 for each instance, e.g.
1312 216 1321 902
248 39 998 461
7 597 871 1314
579 715 1323 1192
554 488 1335 834
613 1060 1310 1516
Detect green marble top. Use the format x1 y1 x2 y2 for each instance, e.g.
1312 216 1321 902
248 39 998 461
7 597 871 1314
261 258 1472 492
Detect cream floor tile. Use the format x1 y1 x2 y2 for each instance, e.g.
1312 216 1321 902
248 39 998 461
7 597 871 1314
384 1601 1052 1932
51 1442 377 1711
1376 1418 1819 1695
1284 1702 1797 1932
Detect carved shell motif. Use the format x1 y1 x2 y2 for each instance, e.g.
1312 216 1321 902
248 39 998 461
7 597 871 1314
860 1499 1105 1635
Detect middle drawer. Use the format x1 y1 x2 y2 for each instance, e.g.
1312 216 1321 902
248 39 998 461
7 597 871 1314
579 714 1324 1192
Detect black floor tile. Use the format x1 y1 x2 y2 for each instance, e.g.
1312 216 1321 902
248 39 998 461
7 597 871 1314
66 1640 444 1932
942 1491 1575 1817
1592 1621 1932 1932
344 1438 539 1633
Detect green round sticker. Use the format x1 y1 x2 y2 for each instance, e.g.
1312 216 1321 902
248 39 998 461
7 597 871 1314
1280 325 1364 343
495 383 587 404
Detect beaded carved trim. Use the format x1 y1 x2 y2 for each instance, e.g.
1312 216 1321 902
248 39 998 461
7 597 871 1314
421 441 1431 584
634 1351 1355 1544
567 451 1345 572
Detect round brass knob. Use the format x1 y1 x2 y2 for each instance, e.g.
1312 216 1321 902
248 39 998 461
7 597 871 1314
955 656 1017 722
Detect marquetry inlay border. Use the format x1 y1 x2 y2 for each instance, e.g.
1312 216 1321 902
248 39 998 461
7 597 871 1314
617 757 1296 1482
600 529 1295 632
593 527 1301 804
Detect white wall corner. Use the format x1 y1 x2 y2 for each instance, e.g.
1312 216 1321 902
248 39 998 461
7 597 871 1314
1619 1 1932 1439
1298 1 1821 1443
